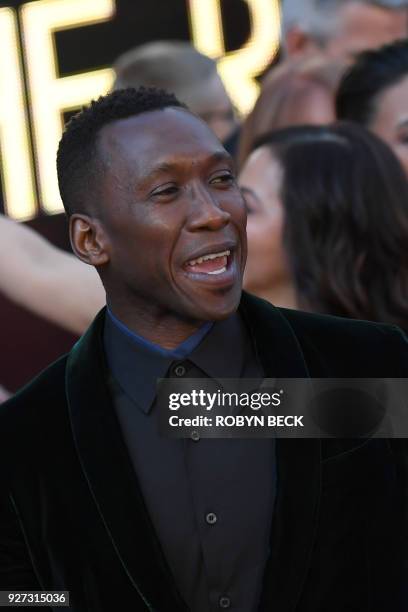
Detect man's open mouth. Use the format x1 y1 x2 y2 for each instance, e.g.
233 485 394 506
184 250 230 275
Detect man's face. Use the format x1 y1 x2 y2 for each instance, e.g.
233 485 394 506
324 2 408 63
95 108 247 322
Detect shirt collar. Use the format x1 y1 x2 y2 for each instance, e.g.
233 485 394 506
104 309 214 414
106 307 213 360
104 309 249 415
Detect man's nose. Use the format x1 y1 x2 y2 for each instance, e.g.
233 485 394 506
187 186 231 232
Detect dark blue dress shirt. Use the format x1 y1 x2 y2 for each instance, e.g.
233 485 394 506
104 309 277 611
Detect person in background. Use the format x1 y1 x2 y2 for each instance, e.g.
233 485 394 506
281 0 408 64
336 39 408 175
0 213 105 335
240 122 408 330
113 41 237 146
241 0 408 166
238 56 344 166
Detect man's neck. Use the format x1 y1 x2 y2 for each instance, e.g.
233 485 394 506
107 301 207 351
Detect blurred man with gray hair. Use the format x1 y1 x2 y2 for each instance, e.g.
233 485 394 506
113 40 237 144
282 0 408 63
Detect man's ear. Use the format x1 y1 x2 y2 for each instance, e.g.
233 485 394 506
69 214 110 266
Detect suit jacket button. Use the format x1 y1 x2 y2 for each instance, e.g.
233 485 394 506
219 596 231 608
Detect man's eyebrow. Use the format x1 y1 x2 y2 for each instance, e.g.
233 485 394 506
206 150 234 165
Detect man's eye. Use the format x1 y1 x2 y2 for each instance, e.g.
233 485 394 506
151 185 178 197
210 172 235 185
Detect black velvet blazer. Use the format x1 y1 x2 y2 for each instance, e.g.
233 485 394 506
0 292 407 612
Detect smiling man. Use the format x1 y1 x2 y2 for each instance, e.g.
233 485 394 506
0 87 408 612
67 94 246 337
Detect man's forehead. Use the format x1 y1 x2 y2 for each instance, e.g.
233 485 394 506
100 107 218 147
98 107 223 161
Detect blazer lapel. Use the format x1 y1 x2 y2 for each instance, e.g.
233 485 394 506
240 293 321 612
65 309 188 611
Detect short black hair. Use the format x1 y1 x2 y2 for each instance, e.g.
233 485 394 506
336 39 408 125
57 86 186 216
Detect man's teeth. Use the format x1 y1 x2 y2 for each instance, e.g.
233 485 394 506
207 266 227 275
187 250 230 266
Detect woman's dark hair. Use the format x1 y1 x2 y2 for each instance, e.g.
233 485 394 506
336 39 408 125
252 122 408 328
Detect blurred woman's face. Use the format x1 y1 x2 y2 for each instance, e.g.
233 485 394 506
239 147 289 295
370 74 408 176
